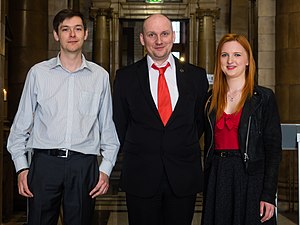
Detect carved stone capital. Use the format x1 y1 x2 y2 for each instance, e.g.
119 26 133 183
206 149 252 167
197 8 220 30
90 7 112 20
197 8 220 20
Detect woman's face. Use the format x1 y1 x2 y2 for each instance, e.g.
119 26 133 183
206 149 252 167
220 40 249 79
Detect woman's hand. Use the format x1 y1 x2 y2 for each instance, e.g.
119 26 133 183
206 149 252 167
260 201 275 223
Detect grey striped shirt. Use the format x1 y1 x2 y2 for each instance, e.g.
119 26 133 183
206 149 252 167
7 54 120 176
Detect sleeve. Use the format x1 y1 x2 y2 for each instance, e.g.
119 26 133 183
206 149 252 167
98 72 120 176
261 90 282 205
195 67 209 140
112 70 129 147
7 67 37 172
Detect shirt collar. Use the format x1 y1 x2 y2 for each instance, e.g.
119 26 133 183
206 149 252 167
50 53 91 72
147 54 175 71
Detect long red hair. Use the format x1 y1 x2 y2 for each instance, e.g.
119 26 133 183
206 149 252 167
209 33 256 119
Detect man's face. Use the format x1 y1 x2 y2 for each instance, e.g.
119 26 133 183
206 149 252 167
53 16 88 54
140 14 175 65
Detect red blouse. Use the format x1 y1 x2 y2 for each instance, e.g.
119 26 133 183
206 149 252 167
214 109 242 150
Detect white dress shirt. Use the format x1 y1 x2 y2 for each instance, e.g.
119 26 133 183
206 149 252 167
147 54 179 110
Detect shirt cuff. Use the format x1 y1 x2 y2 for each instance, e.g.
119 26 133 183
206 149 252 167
99 158 114 177
16 168 29 175
13 155 29 173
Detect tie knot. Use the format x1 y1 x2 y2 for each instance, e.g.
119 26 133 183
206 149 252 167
152 62 170 75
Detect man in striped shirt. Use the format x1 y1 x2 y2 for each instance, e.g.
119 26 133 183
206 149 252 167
7 8 119 225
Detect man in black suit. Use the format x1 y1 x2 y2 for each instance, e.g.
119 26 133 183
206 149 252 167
113 14 208 225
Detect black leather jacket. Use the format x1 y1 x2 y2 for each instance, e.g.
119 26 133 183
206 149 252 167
204 85 282 205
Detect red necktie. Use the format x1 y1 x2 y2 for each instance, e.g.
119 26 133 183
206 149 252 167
152 62 172 126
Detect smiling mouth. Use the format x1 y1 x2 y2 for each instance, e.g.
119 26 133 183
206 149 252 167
227 66 236 70
154 47 165 52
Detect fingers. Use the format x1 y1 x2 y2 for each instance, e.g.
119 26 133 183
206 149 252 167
90 182 109 198
18 170 33 198
89 172 110 198
89 181 109 198
260 201 275 223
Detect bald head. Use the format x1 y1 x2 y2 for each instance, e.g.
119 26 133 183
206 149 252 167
140 14 175 65
142 14 173 34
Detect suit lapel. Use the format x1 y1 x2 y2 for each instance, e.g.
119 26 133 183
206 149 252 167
136 57 161 120
166 58 187 126
136 56 189 126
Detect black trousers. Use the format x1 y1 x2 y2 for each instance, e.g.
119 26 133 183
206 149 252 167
126 171 197 225
27 151 99 225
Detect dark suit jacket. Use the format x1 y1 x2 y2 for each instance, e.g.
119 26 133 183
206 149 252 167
113 55 209 197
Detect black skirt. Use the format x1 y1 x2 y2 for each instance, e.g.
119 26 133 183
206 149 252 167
201 152 276 225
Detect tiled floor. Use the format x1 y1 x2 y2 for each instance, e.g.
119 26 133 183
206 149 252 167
3 156 298 225
2 192 297 225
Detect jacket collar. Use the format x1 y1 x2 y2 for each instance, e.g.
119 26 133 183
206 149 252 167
240 86 263 123
206 87 263 125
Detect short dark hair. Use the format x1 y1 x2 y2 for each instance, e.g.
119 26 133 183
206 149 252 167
53 9 87 34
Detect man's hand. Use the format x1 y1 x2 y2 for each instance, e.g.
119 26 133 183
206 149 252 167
260 201 275 223
89 171 109 198
18 169 33 197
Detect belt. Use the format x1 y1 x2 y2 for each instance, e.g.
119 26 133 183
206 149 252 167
214 150 241 158
34 148 82 158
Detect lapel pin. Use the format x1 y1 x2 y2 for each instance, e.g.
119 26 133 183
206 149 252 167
180 68 184 73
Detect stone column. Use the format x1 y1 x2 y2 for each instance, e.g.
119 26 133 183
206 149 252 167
8 0 48 121
275 0 300 211
68 0 80 11
197 8 220 75
257 0 274 90
6 0 48 218
6 0 47 218
230 0 248 35
276 0 300 123
111 11 119 82
90 8 111 72
189 13 197 65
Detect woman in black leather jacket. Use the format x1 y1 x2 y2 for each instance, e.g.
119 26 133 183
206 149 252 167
201 34 282 225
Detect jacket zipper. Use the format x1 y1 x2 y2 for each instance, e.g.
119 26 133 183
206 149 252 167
206 109 214 159
244 116 251 163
